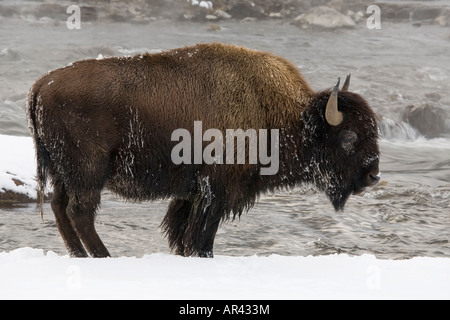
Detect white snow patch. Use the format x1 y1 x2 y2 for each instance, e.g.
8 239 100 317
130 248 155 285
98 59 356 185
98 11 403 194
116 47 162 56
0 247 449 299
0 135 38 199
188 0 213 10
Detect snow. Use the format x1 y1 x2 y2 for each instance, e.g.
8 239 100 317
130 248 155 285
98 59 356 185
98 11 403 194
0 134 38 199
189 0 214 10
0 247 449 299
1 134 450 299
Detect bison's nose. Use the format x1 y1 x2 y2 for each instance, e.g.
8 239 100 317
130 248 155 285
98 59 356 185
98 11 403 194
367 170 381 187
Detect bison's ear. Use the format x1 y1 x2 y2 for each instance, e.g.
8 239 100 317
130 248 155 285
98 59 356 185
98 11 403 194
325 78 344 126
341 73 351 91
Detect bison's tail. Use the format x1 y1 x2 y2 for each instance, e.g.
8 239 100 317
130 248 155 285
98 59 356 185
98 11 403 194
26 84 50 220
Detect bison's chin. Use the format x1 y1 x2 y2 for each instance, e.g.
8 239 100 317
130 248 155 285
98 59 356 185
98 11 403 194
326 186 354 211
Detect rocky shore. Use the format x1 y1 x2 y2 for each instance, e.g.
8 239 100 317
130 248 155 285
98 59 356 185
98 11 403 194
0 0 450 28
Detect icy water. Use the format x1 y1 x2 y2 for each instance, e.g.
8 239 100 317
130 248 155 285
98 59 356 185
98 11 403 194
1 15 449 259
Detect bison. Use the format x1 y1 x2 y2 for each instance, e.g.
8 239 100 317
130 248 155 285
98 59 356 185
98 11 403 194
27 43 380 258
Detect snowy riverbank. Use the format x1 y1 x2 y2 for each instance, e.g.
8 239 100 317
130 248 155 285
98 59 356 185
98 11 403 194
1 247 449 299
0 134 38 203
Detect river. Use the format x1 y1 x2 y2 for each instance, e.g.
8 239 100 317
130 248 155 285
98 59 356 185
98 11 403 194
0 10 449 258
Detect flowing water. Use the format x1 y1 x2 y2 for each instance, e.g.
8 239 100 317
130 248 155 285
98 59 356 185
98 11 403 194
0 9 449 259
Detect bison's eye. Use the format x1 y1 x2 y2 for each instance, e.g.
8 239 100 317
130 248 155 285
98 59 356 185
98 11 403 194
340 130 358 152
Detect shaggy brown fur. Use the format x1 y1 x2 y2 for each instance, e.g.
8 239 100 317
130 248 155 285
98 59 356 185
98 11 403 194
27 43 379 258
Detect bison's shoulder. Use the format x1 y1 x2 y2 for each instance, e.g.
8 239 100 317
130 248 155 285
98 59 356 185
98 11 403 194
193 43 314 106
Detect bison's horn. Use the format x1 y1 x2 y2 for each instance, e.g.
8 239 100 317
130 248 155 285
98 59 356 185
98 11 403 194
342 73 351 91
325 78 344 126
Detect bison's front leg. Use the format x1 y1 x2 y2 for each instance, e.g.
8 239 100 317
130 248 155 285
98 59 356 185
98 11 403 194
183 195 222 258
184 198 222 258
161 199 192 256
162 195 224 258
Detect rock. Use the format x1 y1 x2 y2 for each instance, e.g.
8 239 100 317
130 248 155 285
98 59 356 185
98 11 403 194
214 9 231 19
413 7 442 21
0 189 36 206
229 2 265 20
33 3 68 20
269 12 283 19
205 24 221 31
293 6 355 29
0 188 52 207
240 17 257 23
380 3 443 23
109 13 129 23
183 13 195 21
0 178 39 206
81 6 99 22
402 104 449 138
130 15 152 25
381 4 413 22
0 5 20 18
435 14 449 27
181 0 216 22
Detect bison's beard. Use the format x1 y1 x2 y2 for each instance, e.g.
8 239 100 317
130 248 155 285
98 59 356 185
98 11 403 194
325 172 370 211
325 184 354 211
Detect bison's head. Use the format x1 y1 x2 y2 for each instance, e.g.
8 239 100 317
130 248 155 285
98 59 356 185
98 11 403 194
302 75 380 210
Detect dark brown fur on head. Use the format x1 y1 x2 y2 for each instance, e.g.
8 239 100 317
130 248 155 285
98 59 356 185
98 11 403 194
299 90 380 210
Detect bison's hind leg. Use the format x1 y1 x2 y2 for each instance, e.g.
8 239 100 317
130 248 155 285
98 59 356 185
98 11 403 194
51 183 88 257
66 189 110 258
